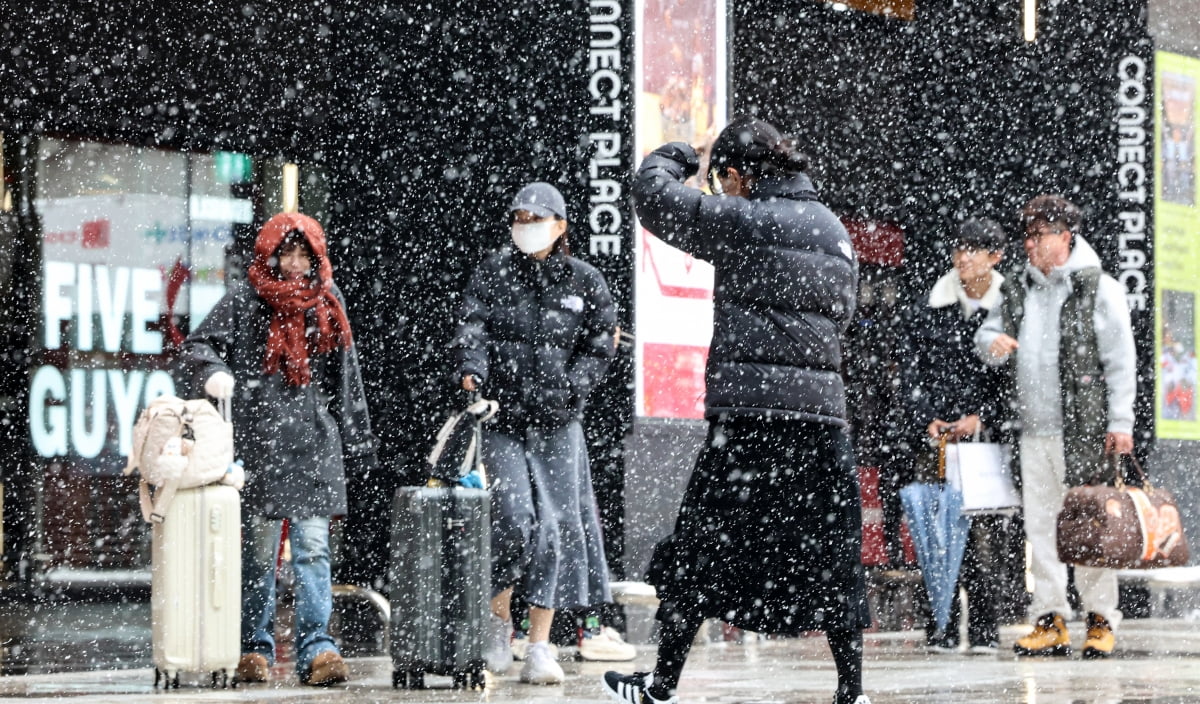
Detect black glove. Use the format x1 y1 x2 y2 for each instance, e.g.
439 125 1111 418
653 142 701 178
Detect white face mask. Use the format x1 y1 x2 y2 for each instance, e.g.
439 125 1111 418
511 220 559 254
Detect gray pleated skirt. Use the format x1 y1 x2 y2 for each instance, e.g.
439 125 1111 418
484 420 612 610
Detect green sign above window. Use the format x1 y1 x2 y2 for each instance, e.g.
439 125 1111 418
213 151 252 184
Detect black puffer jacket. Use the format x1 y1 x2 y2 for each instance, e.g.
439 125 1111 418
453 248 616 432
895 272 1012 483
633 142 858 425
173 280 377 518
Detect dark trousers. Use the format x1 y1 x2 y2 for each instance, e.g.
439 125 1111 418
930 514 1007 646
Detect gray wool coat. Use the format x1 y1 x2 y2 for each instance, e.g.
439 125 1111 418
173 279 377 518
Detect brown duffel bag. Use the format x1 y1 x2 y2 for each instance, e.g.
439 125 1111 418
1056 455 1189 569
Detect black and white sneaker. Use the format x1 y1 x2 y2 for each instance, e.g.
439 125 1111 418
601 671 677 704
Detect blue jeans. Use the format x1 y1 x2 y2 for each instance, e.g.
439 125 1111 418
242 515 338 675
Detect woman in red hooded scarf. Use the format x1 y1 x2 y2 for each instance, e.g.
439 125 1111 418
174 212 378 687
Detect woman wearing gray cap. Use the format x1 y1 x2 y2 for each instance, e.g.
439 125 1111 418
451 182 618 684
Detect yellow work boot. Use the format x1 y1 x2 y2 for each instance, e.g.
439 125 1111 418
1083 612 1115 659
1013 612 1071 657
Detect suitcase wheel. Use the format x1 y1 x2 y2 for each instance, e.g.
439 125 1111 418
452 668 485 690
210 670 230 689
152 668 179 689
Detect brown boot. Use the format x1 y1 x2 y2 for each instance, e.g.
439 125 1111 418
1083 612 1115 659
303 651 349 686
235 653 269 683
1013 612 1071 657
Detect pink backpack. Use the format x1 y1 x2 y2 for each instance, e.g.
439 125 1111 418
123 396 242 523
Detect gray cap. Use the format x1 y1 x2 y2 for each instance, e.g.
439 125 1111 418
509 182 566 220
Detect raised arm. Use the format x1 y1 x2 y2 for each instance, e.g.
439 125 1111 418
974 302 1011 368
632 142 742 260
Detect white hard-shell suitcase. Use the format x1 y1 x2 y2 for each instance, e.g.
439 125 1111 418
151 482 241 688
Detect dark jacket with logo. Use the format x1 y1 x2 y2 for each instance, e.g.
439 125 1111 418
632 142 858 425
173 280 377 518
453 248 616 433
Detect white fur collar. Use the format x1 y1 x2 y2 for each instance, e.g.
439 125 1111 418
928 269 1004 318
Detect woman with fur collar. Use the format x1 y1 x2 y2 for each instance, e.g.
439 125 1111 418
897 217 1012 654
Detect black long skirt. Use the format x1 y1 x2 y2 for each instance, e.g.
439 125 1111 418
648 417 871 634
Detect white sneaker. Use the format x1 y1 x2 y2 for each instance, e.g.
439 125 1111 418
519 641 564 685
511 635 559 661
580 626 637 661
852 697 872 704
484 616 512 674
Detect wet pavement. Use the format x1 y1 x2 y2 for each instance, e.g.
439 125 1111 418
2 620 1200 703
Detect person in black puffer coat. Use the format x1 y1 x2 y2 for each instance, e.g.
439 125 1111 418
896 218 1013 654
452 182 617 684
601 116 869 704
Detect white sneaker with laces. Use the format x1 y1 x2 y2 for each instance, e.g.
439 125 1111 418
580 626 638 661
484 616 512 674
601 671 677 704
512 636 559 661
519 641 564 685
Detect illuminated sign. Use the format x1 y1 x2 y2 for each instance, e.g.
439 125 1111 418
1154 52 1200 439
633 0 726 419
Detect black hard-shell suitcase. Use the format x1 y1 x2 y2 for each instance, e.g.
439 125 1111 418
389 486 491 689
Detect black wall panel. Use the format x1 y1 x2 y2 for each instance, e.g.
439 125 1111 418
733 0 1156 449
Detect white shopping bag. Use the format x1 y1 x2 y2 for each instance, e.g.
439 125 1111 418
945 442 1021 515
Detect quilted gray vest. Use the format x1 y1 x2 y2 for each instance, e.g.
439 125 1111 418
1000 267 1109 485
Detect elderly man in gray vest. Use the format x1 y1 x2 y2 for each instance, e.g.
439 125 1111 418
975 194 1136 659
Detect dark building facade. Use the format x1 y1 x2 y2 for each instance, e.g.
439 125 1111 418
1 0 1196 627
725 0 1200 571
0 0 635 589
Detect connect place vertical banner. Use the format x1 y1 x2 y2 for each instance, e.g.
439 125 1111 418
586 0 635 298
584 0 635 408
633 0 726 419
1100 12 1156 449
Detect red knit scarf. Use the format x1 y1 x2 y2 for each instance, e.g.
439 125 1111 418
248 213 352 386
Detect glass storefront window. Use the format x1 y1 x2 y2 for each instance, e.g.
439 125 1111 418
31 138 251 573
